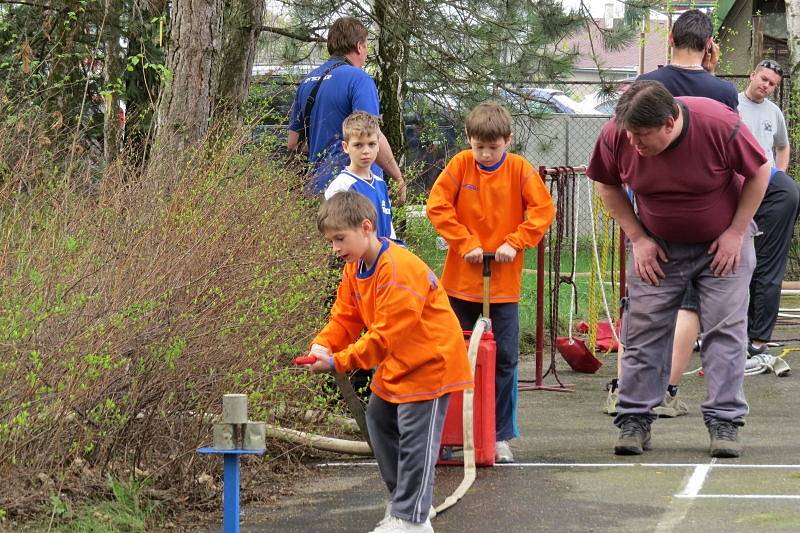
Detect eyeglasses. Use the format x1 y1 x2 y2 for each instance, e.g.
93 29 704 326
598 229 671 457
758 60 784 77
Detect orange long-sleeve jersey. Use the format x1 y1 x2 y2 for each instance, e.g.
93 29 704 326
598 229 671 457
313 240 473 404
427 150 555 303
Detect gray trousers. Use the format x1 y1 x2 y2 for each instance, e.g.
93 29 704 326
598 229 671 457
615 222 756 427
367 393 450 524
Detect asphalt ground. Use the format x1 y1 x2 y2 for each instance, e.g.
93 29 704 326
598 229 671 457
219 315 800 533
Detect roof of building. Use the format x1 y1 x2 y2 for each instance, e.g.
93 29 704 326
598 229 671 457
568 19 670 73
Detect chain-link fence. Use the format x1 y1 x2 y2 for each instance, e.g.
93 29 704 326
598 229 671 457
512 113 607 238
250 72 798 278
509 76 793 115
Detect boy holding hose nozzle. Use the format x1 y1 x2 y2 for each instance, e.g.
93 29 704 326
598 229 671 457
427 101 555 463
300 191 472 533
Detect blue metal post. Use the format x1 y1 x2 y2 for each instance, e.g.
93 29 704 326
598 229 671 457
223 454 241 533
197 448 265 533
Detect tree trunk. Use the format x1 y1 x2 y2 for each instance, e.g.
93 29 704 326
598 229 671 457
154 0 223 151
374 0 411 165
123 2 167 167
786 0 800 77
103 0 124 164
214 0 264 123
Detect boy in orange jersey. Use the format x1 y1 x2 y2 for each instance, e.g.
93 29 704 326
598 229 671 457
426 101 555 464
304 191 472 533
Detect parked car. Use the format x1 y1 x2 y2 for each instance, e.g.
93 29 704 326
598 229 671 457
578 78 636 115
507 87 600 115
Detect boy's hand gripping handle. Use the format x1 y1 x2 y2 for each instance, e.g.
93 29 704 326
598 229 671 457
293 355 317 365
482 253 495 318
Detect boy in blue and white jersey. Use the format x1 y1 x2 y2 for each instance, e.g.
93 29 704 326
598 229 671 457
324 111 398 241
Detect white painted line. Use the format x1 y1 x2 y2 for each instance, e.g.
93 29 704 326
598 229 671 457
497 462 637 467
704 464 800 468
316 461 800 469
676 464 712 497
655 460 717 532
491 462 800 469
676 494 800 500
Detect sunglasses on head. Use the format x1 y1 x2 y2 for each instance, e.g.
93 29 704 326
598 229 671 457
758 60 784 77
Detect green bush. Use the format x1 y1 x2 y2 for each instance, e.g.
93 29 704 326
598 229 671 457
0 112 338 522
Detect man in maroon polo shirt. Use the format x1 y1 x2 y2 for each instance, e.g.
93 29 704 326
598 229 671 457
587 80 770 458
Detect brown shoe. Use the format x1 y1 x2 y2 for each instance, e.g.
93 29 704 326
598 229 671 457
614 415 652 455
708 418 741 458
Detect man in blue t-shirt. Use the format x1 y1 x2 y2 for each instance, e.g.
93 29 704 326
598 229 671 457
288 17 404 199
638 10 737 111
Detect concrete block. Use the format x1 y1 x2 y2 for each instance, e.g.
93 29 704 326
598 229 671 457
243 421 266 450
213 422 236 450
222 394 248 424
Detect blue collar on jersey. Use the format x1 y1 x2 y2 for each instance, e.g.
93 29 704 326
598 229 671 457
477 152 507 172
357 238 390 279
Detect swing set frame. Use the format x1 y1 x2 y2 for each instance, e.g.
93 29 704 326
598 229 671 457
519 165 626 393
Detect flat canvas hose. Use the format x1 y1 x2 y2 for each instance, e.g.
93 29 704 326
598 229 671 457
332 371 372 450
264 424 372 455
433 315 490 517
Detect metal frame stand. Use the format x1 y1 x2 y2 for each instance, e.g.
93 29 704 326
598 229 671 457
197 447 265 533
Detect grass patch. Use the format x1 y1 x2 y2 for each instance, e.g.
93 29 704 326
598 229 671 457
735 511 800 528
33 479 156 532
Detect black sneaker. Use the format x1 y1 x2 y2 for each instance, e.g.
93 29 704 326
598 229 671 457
614 415 652 455
747 342 769 358
708 418 741 458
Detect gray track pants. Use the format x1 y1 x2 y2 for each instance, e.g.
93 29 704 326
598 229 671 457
367 393 450 523
615 222 756 427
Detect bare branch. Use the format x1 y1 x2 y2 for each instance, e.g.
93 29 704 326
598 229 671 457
260 25 326 42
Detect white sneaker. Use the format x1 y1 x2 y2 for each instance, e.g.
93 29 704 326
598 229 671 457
495 440 514 463
370 502 391 530
371 516 434 533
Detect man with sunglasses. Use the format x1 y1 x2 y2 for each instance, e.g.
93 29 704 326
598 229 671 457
738 59 800 361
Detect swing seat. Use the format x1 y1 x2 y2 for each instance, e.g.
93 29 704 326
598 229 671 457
595 320 621 352
556 337 603 374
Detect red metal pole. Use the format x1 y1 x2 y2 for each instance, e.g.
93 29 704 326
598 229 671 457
517 166 573 393
535 239 545 387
